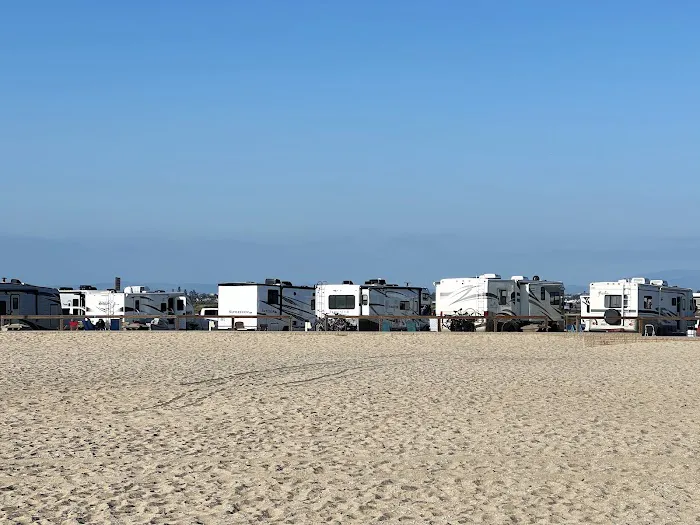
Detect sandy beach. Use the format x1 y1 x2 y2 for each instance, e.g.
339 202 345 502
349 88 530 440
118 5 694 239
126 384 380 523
1 332 700 524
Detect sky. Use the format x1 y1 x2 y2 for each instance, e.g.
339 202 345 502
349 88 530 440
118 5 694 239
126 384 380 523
1 1 699 290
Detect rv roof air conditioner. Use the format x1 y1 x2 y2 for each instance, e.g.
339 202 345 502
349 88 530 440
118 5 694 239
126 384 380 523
510 276 527 281
649 279 667 286
631 277 649 284
265 278 281 285
480 274 500 279
342 280 354 285
365 279 387 285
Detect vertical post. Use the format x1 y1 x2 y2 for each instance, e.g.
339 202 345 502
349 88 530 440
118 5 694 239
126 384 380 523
288 316 293 332
324 315 328 332
174 315 179 330
59 317 64 331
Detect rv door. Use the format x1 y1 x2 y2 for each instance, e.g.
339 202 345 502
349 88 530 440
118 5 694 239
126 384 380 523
10 294 20 313
0 298 7 317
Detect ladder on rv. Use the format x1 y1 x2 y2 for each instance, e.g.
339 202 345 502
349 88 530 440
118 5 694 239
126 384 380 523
315 281 326 330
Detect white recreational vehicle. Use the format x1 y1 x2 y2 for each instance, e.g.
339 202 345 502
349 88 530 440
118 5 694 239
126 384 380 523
217 278 315 331
59 285 194 329
0 278 62 330
581 278 694 335
434 274 565 331
315 279 431 331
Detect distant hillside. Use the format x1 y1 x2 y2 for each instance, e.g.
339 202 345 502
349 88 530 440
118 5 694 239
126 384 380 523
89 282 218 294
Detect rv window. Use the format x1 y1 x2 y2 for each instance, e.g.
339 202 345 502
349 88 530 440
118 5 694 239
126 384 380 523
329 295 356 309
585 303 590 314
168 298 174 309
672 298 677 306
643 296 653 309
540 289 546 301
72 299 79 307
310 299 315 310
362 294 368 306
682 298 686 309
134 300 140 311
399 301 410 311
0 302 5 316
12 297 19 310
498 289 507 306
604 295 622 308
623 295 629 308
161 302 167 312
510 292 516 303
267 290 280 304
176 299 184 311
549 291 561 305
62 308 70 315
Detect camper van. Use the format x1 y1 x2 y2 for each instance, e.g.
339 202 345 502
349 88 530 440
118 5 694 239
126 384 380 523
217 278 315 331
582 278 694 335
0 278 62 329
59 285 193 329
434 274 565 331
315 279 431 331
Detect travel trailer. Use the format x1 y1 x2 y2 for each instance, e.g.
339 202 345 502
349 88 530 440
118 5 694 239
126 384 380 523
0 278 62 329
582 278 694 335
434 274 565 331
217 278 315 331
59 285 193 329
315 279 431 331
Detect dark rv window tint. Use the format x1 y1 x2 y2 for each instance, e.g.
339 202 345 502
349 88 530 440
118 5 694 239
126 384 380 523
267 290 279 304
62 308 70 315
329 295 356 309
671 297 677 306
498 289 507 306
510 292 516 303
134 300 140 311
643 296 653 309
399 301 410 311
176 299 185 311
362 294 368 306
540 289 546 300
310 299 315 310
72 299 79 307
549 291 561 305
12 297 19 310
168 298 174 309
161 302 167 312
0 302 6 316
604 295 622 308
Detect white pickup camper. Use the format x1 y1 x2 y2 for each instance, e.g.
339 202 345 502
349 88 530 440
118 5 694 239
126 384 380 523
59 285 193 329
434 274 565 331
315 279 431 331
0 278 62 329
217 278 315 331
582 278 694 335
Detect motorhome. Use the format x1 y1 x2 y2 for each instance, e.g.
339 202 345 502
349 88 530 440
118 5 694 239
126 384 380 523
0 278 62 329
59 285 193 329
315 279 431 331
582 278 694 335
434 274 565 331
217 278 315 331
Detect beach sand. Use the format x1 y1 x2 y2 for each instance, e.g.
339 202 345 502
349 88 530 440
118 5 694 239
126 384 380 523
1 332 700 524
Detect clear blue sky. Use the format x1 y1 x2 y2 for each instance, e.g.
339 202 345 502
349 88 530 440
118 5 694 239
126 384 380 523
2 1 699 289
